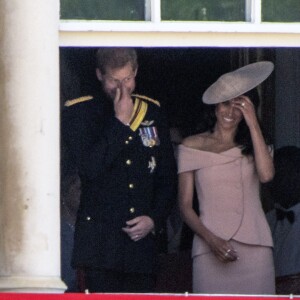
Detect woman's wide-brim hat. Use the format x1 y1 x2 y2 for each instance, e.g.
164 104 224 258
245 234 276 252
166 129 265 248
202 61 274 104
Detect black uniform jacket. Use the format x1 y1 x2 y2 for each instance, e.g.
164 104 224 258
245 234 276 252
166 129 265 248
62 92 177 274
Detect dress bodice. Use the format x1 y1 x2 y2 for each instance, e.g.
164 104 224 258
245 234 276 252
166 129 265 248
176 144 273 257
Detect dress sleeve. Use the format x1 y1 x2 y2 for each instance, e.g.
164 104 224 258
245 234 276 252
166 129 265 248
176 144 242 174
176 144 202 173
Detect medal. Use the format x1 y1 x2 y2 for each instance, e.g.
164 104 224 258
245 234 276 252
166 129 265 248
139 126 160 147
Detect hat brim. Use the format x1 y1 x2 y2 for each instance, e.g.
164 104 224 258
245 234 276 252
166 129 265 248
202 61 274 104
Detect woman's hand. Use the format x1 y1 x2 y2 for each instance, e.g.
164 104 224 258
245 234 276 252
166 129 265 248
205 234 239 263
233 95 258 129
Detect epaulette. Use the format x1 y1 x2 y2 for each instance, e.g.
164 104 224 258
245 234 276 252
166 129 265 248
132 94 160 107
64 96 93 107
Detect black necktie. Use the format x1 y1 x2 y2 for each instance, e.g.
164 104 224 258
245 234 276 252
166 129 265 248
276 208 295 223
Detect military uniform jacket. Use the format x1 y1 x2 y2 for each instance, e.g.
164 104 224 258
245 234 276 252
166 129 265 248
62 92 177 274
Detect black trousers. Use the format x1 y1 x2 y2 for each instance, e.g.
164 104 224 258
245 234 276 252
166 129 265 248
84 268 155 293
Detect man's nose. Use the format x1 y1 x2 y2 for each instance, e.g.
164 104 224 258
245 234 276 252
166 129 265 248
116 81 122 88
116 78 127 87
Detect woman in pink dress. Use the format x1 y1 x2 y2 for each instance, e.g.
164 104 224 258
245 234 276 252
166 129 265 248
177 62 275 294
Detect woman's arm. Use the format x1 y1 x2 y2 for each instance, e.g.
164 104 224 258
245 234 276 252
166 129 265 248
249 121 274 183
178 171 238 262
234 95 275 183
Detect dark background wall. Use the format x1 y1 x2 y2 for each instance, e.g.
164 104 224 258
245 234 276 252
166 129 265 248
60 47 234 136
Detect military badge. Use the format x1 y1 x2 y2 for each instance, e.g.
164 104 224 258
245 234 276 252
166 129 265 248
139 126 160 147
148 156 156 173
141 120 154 126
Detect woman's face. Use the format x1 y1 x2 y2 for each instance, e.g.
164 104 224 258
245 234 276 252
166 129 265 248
215 98 243 129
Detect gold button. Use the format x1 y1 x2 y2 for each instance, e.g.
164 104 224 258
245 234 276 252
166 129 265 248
128 136 133 140
86 216 91 221
126 159 132 165
129 207 135 214
129 183 134 189
125 140 129 144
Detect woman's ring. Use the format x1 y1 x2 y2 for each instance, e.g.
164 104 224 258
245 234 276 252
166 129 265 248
241 102 245 107
225 252 229 257
226 249 231 253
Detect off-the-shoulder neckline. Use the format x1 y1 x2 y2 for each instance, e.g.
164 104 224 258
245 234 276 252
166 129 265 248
178 144 241 155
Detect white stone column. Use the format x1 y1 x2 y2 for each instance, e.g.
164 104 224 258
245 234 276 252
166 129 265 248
0 0 66 293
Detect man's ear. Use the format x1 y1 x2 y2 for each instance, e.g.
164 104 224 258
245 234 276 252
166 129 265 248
96 68 103 82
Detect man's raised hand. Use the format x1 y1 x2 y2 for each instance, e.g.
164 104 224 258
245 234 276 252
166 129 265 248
114 83 133 125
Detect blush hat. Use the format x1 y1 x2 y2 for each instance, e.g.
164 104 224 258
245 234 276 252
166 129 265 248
202 61 274 104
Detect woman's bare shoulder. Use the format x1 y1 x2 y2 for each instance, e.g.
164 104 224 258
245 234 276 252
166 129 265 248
182 132 211 149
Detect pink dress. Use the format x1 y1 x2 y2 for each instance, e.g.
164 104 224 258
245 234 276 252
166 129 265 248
177 145 275 294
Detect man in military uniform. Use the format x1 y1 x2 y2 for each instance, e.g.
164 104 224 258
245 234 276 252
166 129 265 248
62 47 177 292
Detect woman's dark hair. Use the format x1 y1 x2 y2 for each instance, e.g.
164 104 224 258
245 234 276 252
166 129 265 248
199 88 270 156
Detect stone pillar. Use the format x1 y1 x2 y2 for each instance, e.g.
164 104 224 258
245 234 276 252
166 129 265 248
0 0 66 293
